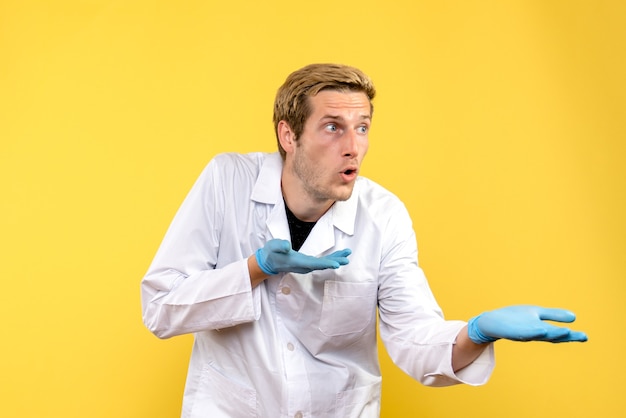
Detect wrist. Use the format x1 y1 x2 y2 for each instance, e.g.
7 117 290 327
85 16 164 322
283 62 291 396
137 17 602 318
248 255 269 288
467 314 499 344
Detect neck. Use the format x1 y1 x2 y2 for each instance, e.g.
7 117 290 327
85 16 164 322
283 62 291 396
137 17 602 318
282 188 333 222
281 173 333 223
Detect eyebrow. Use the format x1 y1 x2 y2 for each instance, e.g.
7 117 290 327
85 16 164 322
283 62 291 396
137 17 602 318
320 114 371 122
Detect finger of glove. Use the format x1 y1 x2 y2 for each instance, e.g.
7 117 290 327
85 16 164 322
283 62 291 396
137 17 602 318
538 324 573 341
328 249 352 258
511 323 581 342
324 253 350 265
322 256 350 266
551 330 588 343
286 252 340 271
324 256 350 266
323 249 351 266
542 328 588 343
537 307 577 323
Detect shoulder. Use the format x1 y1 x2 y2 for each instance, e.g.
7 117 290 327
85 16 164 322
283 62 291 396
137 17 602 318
356 176 405 208
354 177 417 253
202 152 273 180
355 176 413 225
208 152 267 171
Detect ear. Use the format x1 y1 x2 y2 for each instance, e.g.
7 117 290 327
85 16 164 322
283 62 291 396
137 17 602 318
277 120 296 155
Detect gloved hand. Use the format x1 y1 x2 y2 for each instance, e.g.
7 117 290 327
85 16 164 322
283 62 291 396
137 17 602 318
255 239 351 275
467 305 588 344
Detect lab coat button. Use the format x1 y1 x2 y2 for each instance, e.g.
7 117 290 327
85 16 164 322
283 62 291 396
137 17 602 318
294 412 303 418
287 342 295 351
281 287 291 295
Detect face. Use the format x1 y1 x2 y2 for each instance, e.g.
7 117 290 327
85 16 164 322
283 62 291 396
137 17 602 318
285 90 371 204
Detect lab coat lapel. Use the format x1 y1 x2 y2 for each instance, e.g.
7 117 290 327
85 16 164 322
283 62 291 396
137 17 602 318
298 214 335 256
298 180 360 256
266 199 290 241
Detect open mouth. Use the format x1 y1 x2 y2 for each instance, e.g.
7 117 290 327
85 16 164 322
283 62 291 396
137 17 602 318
340 167 358 182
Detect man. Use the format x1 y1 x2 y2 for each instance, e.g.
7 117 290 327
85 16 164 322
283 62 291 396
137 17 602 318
141 63 587 418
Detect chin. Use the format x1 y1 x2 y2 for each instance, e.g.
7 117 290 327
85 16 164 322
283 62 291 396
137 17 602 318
333 186 355 202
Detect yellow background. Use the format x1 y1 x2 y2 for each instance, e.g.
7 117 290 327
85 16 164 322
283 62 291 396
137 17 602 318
1 0 624 417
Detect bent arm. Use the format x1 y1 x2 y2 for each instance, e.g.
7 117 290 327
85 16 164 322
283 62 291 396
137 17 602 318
142 259 260 339
141 158 262 339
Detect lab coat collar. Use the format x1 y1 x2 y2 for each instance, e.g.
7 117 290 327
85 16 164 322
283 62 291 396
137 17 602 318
250 152 284 205
298 192 358 255
329 182 358 237
251 152 359 253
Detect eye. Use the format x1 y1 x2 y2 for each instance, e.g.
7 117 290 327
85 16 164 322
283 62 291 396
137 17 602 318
325 123 338 133
357 125 369 134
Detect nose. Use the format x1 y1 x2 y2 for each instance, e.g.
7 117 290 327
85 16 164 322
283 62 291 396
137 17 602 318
343 129 360 158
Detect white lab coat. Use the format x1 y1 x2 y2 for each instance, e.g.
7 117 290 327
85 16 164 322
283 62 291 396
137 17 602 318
141 152 494 418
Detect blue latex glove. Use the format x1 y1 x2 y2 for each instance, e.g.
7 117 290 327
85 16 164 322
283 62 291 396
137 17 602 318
467 305 588 344
255 239 351 275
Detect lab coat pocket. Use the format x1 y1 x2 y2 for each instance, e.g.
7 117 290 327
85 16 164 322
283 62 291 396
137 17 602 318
319 281 377 336
189 363 257 418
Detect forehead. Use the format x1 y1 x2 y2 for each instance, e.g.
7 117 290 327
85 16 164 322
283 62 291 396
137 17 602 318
307 90 371 117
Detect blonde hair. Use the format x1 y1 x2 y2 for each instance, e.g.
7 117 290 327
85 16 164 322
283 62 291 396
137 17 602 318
273 63 376 159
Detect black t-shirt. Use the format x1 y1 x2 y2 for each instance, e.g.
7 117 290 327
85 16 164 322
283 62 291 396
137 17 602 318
284 201 316 251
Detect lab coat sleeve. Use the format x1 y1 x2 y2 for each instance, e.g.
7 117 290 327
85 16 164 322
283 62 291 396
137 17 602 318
141 158 262 339
377 202 494 387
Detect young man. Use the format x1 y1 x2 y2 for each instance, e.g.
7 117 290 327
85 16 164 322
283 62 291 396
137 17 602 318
141 63 587 418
